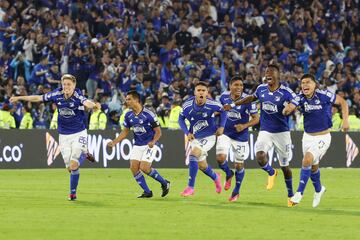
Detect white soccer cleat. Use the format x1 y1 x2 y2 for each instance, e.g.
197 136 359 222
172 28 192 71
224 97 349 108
312 186 326 208
290 192 303 205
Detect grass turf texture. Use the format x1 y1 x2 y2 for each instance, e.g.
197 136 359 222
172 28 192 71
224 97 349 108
0 168 359 240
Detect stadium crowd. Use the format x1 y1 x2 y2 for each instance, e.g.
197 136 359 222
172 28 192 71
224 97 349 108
0 0 359 130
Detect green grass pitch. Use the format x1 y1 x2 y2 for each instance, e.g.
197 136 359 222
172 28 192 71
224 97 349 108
0 168 359 240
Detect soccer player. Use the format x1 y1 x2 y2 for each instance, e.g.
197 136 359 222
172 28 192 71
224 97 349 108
224 64 299 206
217 76 259 202
107 90 170 198
290 74 349 207
178 81 227 196
10 74 97 201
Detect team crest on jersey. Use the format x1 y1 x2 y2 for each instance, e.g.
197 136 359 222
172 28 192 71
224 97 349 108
69 102 74 107
315 99 320 104
193 120 209 134
202 112 208 118
262 101 278 114
274 95 281 102
139 119 143 124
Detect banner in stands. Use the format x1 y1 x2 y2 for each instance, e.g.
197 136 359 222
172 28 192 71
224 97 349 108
0 130 359 169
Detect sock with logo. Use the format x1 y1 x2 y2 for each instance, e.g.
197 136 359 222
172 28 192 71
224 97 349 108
147 168 167 185
297 166 311 194
134 171 151 193
188 155 199 188
70 169 80 194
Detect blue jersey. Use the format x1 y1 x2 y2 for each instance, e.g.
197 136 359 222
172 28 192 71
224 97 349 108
254 84 299 133
179 97 227 139
123 107 160 146
298 89 336 133
43 88 87 135
220 91 258 142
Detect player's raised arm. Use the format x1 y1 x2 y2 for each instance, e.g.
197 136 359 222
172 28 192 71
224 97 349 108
223 95 257 111
10 95 43 103
335 94 349 132
108 127 130 148
83 99 98 109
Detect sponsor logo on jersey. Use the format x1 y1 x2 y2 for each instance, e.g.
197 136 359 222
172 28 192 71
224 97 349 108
58 108 76 118
133 125 147 134
304 102 322 112
262 102 278 114
227 110 242 120
193 120 209 134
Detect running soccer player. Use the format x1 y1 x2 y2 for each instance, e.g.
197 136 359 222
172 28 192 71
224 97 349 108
217 76 259 202
107 90 170 198
10 74 97 201
224 64 299 206
290 73 349 207
179 81 227 196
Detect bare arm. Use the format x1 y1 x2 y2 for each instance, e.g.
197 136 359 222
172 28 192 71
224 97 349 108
107 128 130 147
83 100 98 109
10 95 43 103
282 103 297 116
224 95 257 111
335 95 349 131
235 113 260 132
149 126 162 148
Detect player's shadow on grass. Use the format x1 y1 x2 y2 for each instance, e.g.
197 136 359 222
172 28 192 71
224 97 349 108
67 200 107 207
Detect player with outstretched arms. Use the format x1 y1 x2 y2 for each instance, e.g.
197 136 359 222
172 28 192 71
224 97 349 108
224 64 299 206
107 90 170 198
290 73 349 207
178 81 227 196
216 76 259 202
10 74 97 201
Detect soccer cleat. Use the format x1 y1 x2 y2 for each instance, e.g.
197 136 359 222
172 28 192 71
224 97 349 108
312 186 326 208
228 192 239 202
180 186 195 197
161 180 171 197
266 169 278 190
290 192 303 205
288 198 296 207
214 173 222 194
137 191 153 198
224 171 234 191
68 193 77 201
86 153 95 163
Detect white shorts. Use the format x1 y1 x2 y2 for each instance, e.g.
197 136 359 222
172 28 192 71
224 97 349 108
59 129 88 168
216 135 249 163
130 145 157 163
302 132 331 165
255 131 292 166
191 135 216 162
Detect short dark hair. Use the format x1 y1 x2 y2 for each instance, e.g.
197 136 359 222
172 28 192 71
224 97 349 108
126 90 140 101
267 64 280 72
195 81 209 88
229 75 243 85
300 73 317 82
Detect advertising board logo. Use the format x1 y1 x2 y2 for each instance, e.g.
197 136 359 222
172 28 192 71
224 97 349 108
46 132 60 166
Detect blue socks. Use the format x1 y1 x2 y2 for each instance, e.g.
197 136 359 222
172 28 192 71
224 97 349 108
310 169 322 193
262 162 275 176
297 166 311 194
134 171 151 193
70 169 80 194
148 168 167 185
219 161 233 179
201 165 217 181
188 155 199 188
233 168 245 194
285 178 293 197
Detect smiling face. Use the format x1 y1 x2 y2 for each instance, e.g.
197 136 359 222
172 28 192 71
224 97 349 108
194 84 208 105
230 79 243 98
61 76 76 97
265 66 279 87
301 77 316 97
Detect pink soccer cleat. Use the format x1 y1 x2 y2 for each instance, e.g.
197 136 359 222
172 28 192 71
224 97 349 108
228 193 239 202
180 186 195 197
214 173 222 194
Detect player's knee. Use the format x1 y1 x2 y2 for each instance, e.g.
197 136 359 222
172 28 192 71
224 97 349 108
198 160 208 171
303 152 314 167
130 161 140 174
216 154 226 164
281 166 292 178
235 162 244 170
256 151 267 165
191 147 202 158
69 161 79 171
311 164 319 173
140 163 151 174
